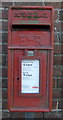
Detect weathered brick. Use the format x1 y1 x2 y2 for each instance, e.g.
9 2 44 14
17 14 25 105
53 78 56 88
52 100 57 109
61 33 63 43
2 89 8 99
2 21 8 31
0 55 2 66
53 56 61 65
0 21 8 31
15 2 44 6
53 89 61 99
45 2 61 9
2 45 8 54
2 55 8 66
0 11 2 19
0 112 2 120
52 100 62 109
61 88 63 99
54 45 62 54
0 33 2 43
44 111 61 118
57 79 63 88
61 22 63 31
58 99 63 109
10 112 25 118
2 110 10 118
0 68 2 77
34 112 44 118
54 22 61 32
2 10 8 19
59 11 63 21
0 1 2 7
2 78 8 88
0 45 2 54
2 100 8 110
0 78 2 88
53 67 61 77
2 67 8 77
2 33 8 43
54 32 61 43
0 90 2 98
54 10 58 21
2 2 12 8
0 22 2 32
61 1 63 8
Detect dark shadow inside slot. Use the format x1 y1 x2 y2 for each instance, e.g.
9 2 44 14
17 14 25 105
12 25 50 31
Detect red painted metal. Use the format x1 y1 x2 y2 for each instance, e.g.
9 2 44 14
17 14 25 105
8 6 54 112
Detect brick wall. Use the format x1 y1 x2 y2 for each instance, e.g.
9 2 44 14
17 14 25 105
1 1 63 119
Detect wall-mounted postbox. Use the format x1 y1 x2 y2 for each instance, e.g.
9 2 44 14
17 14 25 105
8 6 54 112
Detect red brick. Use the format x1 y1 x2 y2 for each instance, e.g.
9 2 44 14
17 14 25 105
53 89 61 99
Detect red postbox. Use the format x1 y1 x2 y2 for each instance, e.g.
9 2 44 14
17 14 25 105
8 6 54 112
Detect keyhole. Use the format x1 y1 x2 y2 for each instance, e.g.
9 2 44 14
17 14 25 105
17 77 19 80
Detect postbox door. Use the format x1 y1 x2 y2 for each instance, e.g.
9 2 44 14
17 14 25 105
12 49 51 111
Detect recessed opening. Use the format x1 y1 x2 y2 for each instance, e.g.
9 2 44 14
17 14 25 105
12 25 50 31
